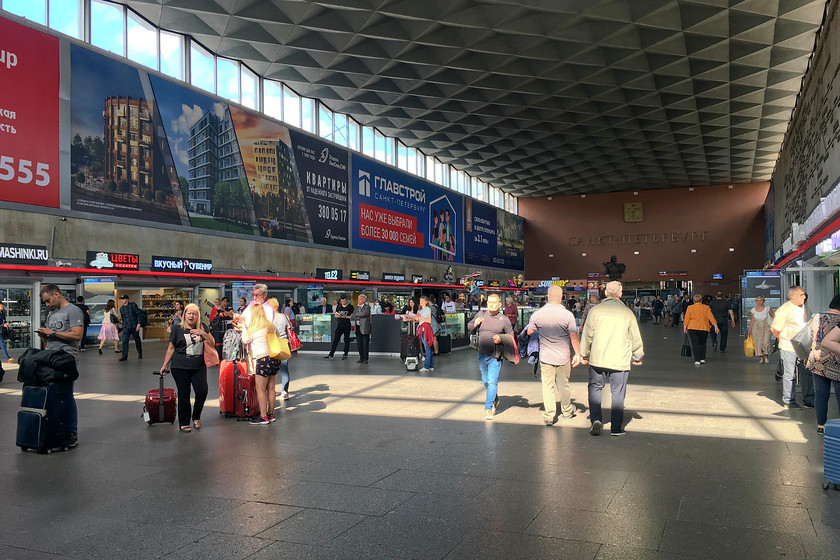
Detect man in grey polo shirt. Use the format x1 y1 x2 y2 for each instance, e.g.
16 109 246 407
527 285 581 426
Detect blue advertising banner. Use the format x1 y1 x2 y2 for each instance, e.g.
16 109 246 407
464 198 525 270
351 155 463 262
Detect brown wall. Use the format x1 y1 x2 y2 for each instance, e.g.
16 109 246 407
519 182 770 294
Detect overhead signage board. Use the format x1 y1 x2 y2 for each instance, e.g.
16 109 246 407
0 243 48 265
86 251 140 270
315 267 343 280
151 255 213 274
382 272 406 282
350 270 370 281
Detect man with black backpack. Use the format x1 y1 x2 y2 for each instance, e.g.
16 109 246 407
118 294 144 361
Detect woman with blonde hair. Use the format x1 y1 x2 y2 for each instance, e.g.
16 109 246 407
241 304 278 424
683 294 720 365
160 303 214 432
748 295 775 363
268 298 293 401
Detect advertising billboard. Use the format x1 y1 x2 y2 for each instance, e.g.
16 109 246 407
0 17 60 208
464 198 525 270
351 155 463 262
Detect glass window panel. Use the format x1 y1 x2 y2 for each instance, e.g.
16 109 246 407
413 149 423 177
49 0 81 39
334 113 348 146
384 136 395 165
374 130 386 162
425 156 435 180
159 31 183 79
4 0 46 24
90 0 125 56
127 11 157 69
264 80 283 120
301 97 315 132
362 126 375 157
318 103 333 140
190 42 215 93
397 142 407 170
217 57 239 102
348 118 360 151
283 86 300 127
241 66 258 109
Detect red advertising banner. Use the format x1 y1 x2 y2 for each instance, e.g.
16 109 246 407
0 16 60 208
358 203 424 249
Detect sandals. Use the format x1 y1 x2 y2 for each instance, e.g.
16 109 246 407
192 420 201 430
179 426 192 433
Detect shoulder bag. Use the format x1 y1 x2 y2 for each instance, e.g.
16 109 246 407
790 315 818 362
469 312 484 350
680 334 692 357
287 327 302 352
203 339 220 367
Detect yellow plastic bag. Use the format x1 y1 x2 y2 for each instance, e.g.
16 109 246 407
744 335 755 358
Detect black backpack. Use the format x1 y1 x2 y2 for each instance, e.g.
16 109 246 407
137 307 149 327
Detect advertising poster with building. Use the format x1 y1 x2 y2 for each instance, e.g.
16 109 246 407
0 16 60 208
351 155 463 262
69 46 189 224
149 76 258 235
464 198 525 270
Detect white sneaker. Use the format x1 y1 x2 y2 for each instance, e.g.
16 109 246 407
694 361 701 365
281 391 290 400
419 367 431 372
700 360 706 364
484 408 494 421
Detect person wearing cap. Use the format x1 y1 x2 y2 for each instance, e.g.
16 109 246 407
118 294 143 361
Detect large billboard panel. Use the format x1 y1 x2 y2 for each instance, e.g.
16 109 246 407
351 155 463 262
0 16 60 208
464 198 524 270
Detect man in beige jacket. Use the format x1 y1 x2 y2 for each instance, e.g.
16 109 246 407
580 281 644 436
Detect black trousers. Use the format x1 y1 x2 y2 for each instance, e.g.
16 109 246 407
709 321 728 351
329 323 351 356
80 324 88 348
170 366 208 427
357 333 370 361
121 326 143 357
688 330 708 361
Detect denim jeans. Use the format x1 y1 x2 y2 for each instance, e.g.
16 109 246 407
70 380 78 435
0 334 10 360
120 326 143 358
421 337 434 369
478 353 502 410
587 366 629 433
814 374 840 426
278 359 290 393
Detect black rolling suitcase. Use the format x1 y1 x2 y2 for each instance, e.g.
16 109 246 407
437 333 452 354
401 322 421 370
17 382 74 453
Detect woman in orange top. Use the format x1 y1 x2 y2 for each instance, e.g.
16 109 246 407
683 294 720 365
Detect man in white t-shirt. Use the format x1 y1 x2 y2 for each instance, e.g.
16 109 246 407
771 286 812 408
441 294 457 313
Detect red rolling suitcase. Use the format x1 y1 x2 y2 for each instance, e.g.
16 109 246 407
144 371 176 425
219 360 258 419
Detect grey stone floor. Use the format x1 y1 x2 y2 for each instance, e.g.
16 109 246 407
1 322 838 559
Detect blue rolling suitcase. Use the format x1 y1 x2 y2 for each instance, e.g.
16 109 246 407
16 382 74 454
823 420 840 490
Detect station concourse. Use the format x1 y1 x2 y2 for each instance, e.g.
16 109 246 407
1 324 837 560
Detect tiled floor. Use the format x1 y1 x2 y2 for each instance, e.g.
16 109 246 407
1 322 838 559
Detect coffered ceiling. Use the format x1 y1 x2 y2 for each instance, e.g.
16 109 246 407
123 0 828 197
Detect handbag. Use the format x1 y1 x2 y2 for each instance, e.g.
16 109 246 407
287 327 302 352
203 339 220 367
267 331 283 358
680 334 692 357
790 315 817 362
744 335 755 358
469 312 483 350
